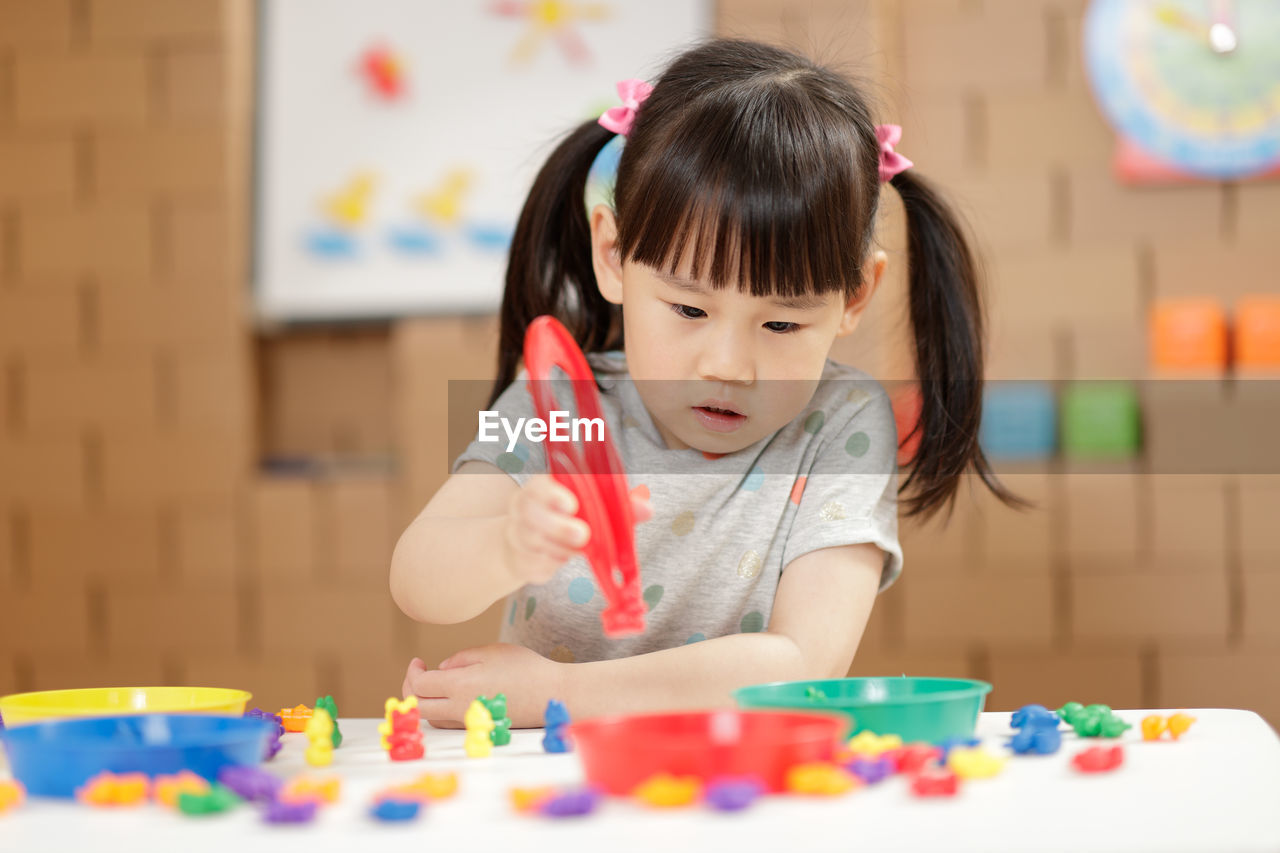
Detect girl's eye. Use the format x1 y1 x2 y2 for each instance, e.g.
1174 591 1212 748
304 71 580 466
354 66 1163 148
671 303 706 320
764 321 800 334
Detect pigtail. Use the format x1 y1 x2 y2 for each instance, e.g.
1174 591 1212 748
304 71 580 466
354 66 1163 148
490 120 622 407
890 169 1022 519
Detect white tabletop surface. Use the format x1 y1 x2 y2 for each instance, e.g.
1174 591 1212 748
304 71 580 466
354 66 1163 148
2 708 1279 853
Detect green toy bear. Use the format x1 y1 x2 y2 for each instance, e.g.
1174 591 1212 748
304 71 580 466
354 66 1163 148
1057 701 1131 738
479 693 511 746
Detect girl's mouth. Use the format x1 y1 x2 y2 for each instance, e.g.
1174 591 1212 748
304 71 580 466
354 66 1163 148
693 404 746 433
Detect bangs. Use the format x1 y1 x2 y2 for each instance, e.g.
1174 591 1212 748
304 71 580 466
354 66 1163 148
615 80 876 301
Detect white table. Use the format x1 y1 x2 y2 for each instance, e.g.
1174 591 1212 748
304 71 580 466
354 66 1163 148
2 709 1279 852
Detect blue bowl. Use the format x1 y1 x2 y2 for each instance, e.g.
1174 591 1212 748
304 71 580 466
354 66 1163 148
1 714 272 798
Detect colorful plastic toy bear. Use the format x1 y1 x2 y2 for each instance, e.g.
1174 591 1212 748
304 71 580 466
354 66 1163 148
304 707 334 767
635 773 703 806
543 699 571 753
279 775 341 805
244 708 284 760
888 743 941 774
387 772 457 802
314 695 342 748
217 766 282 803
1057 702 1132 738
705 778 764 811
480 693 512 746
464 700 494 758
510 785 555 813
1010 725 1062 755
1167 712 1196 740
785 763 857 796
370 796 421 822
910 766 959 797
177 783 241 816
1010 702 1063 755
1072 745 1124 773
152 772 209 808
0 780 26 813
540 787 601 818
1011 703 1060 729
278 704 313 733
845 756 894 784
936 736 981 761
947 747 1007 780
1140 712 1196 741
846 730 903 758
76 772 150 807
380 696 425 761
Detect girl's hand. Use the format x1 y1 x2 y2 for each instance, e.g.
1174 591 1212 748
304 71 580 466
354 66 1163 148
400 644 566 729
502 475 652 585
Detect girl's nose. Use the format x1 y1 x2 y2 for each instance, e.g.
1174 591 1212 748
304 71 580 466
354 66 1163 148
697 328 756 385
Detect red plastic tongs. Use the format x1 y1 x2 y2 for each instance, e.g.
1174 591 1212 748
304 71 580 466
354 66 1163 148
522 315 646 636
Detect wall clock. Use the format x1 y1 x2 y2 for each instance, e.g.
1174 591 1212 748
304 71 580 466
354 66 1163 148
1084 0 1280 182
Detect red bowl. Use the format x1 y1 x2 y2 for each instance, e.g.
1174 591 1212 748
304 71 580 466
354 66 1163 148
565 709 848 795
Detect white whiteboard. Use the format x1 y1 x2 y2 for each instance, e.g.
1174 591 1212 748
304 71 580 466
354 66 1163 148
254 0 712 322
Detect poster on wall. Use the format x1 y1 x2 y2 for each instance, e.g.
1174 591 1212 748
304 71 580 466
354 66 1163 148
255 0 712 322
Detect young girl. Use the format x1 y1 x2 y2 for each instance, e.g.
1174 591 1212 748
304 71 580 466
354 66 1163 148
391 38 1010 728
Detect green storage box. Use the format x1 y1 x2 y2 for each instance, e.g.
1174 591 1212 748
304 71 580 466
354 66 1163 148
1060 382 1141 459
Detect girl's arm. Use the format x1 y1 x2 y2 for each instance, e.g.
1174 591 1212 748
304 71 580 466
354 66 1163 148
404 541 882 726
560 541 882 717
390 461 527 624
392 463 651 626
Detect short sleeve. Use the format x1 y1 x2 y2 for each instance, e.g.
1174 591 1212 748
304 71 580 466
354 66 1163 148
450 369 548 487
780 384 904 591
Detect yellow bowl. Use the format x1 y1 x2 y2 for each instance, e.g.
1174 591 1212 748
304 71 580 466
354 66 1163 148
0 687 252 727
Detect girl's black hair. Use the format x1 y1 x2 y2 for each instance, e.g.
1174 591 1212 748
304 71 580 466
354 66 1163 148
492 37 1016 519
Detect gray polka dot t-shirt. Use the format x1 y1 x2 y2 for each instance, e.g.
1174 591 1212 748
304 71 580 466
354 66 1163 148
451 351 903 664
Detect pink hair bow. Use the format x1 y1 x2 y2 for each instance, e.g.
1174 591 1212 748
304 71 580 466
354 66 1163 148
598 79 653 137
876 124 913 182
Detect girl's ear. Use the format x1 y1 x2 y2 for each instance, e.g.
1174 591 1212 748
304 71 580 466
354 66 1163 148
590 204 625 305
837 250 887 336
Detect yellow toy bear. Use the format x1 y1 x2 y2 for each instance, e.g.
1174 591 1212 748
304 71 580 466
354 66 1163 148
304 707 335 767
464 700 495 758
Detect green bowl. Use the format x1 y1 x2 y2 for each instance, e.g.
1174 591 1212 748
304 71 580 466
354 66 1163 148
733 677 992 744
